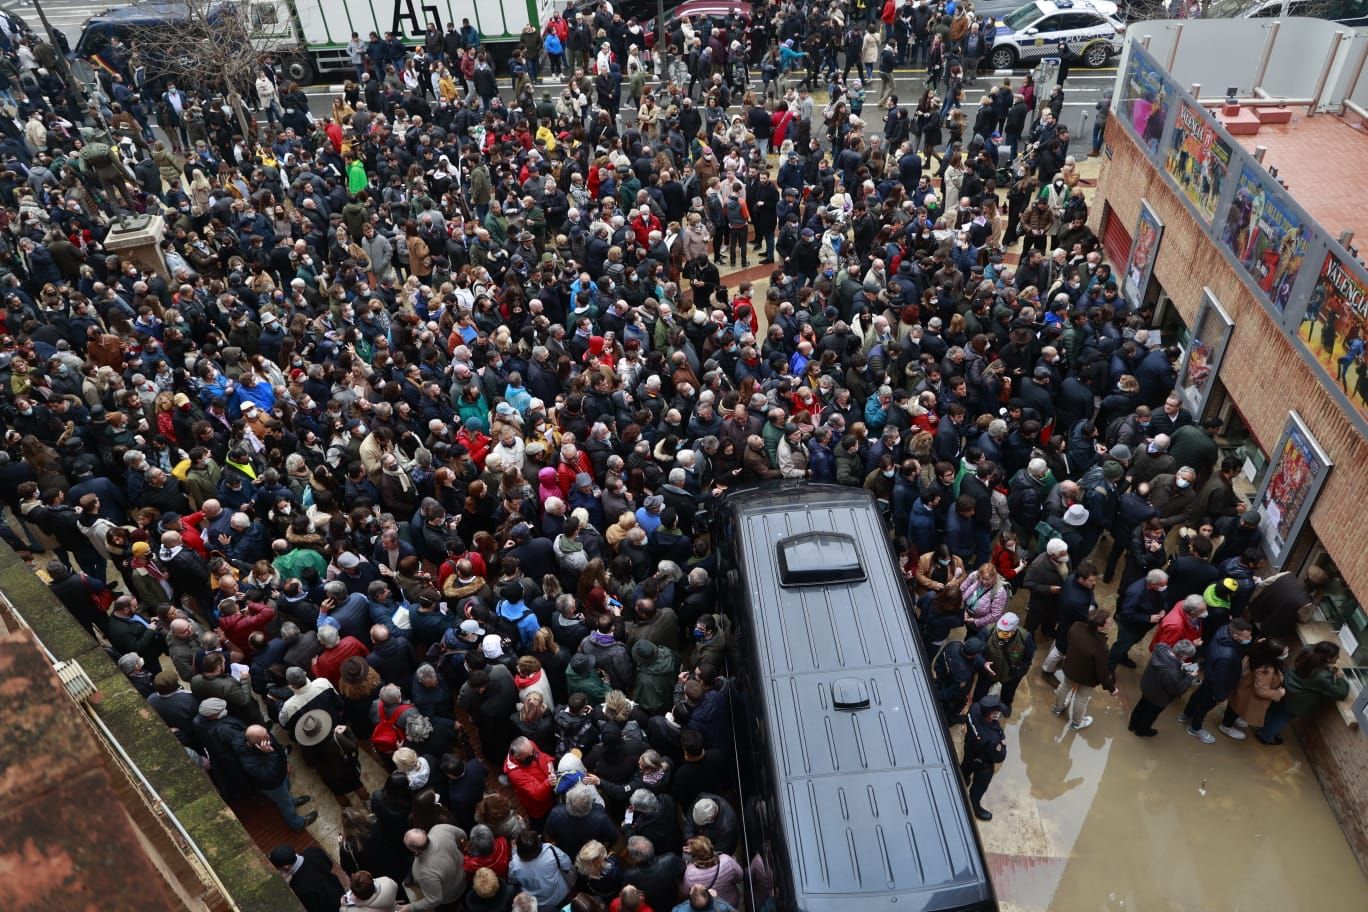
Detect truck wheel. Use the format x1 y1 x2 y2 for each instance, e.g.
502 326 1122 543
284 56 316 86
990 46 1018 70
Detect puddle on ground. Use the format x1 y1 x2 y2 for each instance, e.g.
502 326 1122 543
963 592 1367 910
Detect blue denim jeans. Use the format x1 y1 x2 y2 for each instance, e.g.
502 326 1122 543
261 778 307 830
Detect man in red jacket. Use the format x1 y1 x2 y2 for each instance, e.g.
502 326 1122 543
1152 594 1207 652
311 624 370 684
218 596 276 656
503 735 556 823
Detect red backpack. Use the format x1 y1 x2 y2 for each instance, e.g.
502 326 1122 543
371 702 412 754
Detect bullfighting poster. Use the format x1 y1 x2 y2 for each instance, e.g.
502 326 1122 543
1119 47 1171 158
1297 251 1368 413
1122 200 1163 309
1254 412 1332 570
1220 163 1311 312
1164 100 1231 223
1176 289 1233 417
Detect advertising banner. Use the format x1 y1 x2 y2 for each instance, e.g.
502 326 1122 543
1220 163 1311 312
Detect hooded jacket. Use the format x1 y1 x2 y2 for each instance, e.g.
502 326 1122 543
630 641 681 714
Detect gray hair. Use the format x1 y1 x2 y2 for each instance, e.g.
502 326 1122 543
324 580 348 601
1145 569 1169 587
404 713 433 741
511 893 538 912
668 468 686 486
317 625 340 647
467 824 495 855
565 784 596 817
626 836 656 863
379 683 403 705
284 667 309 687
416 663 437 683
629 789 659 815
1182 595 1207 617
1173 639 1198 660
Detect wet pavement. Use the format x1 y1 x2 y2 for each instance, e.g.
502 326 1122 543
967 586 1367 912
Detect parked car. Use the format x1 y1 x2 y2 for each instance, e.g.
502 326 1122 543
988 0 1126 70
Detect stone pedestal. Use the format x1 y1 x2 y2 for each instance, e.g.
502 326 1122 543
102 214 169 281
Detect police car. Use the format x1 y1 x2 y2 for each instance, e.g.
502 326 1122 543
988 0 1126 71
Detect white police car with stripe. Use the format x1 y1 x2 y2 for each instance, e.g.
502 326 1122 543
988 0 1126 70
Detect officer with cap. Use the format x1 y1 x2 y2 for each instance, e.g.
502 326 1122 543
961 693 1008 821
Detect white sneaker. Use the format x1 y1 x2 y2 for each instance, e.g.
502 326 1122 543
1187 727 1216 744
1070 716 1094 731
1219 724 1247 741
1234 718 1249 729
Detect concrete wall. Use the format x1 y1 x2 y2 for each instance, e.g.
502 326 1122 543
1093 115 1368 874
0 545 301 912
1125 17 1355 101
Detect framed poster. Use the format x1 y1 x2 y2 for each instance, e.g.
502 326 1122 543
1219 163 1312 312
1296 251 1368 413
1119 48 1172 157
1253 412 1332 570
1122 200 1163 309
1175 289 1234 417
1163 100 1232 224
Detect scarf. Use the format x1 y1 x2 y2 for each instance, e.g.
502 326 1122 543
383 464 415 493
589 630 616 647
133 556 170 582
514 669 543 691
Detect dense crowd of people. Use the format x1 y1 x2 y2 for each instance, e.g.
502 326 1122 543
0 1 1354 910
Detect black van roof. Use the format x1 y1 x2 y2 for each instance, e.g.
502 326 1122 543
724 484 994 911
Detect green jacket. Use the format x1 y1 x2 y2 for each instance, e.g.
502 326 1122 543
273 547 328 582
347 159 368 195
565 664 610 703
631 642 681 715
1282 665 1350 717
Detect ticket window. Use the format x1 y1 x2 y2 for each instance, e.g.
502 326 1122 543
1300 545 1368 686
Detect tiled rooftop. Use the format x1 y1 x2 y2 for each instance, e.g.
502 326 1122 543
1228 108 1368 244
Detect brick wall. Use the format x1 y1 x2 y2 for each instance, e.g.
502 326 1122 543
1094 117 1368 877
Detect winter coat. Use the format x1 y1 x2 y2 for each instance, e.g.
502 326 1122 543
1281 664 1349 718
1201 624 1246 702
983 630 1036 684
1061 623 1114 690
1150 604 1201 653
1230 663 1284 727
960 574 1009 632
631 642 681 715
1139 643 1194 707
1053 577 1096 655
962 700 1007 769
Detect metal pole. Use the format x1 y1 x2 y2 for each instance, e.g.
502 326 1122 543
1339 230 1356 249
1252 22 1280 92
1340 36 1368 115
1254 145 1267 163
1166 23 1184 73
1307 31 1346 117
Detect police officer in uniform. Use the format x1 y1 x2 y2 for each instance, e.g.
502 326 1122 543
960 692 1008 821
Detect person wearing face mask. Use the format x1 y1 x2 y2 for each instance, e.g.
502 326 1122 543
1180 618 1255 741
1223 636 1289 746
1129 638 1200 738
1110 569 1171 672
976 612 1035 716
1148 467 1199 531
1152 594 1207 675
